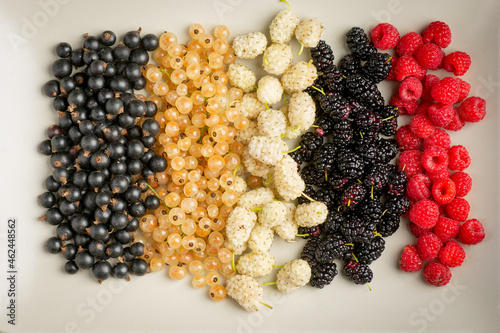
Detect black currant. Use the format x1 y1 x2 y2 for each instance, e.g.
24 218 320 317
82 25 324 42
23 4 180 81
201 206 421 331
52 58 72 79
141 33 159 51
75 250 94 269
43 79 60 97
92 261 112 282
56 42 72 58
45 237 63 254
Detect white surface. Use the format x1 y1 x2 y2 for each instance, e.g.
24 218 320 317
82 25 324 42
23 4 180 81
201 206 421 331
0 0 499 332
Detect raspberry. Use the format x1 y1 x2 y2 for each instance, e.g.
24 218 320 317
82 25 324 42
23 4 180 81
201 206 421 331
423 128 451 150
458 96 486 123
400 245 423 272
438 240 466 267
398 150 423 177
430 77 460 104
396 125 422 150
406 173 431 201
456 78 471 103
450 172 472 197
421 74 440 101
371 23 400 49
431 178 456 204
416 100 433 116
443 51 471 76
397 32 423 56
423 262 452 287
421 145 449 173
393 55 424 81
410 114 435 139
448 145 471 171
390 95 418 115
385 56 398 81
425 169 450 183
417 232 443 261
422 21 452 48
409 222 433 238
399 76 422 101
445 198 470 222
427 103 453 128
458 219 485 245
444 108 465 131
414 66 427 81
433 217 460 242
415 43 445 70
409 199 439 229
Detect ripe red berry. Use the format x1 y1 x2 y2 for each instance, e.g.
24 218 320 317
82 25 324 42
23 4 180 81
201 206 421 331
423 128 451 150
390 94 419 115
425 169 450 183
438 240 466 267
421 145 449 173
455 78 471 103
371 23 400 50
430 77 460 104
433 216 460 242
396 125 422 150
398 150 423 177
406 173 431 201
393 55 424 81
409 221 433 238
443 51 471 76
400 245 424 272
417 232 443 261
458 96 486 123
423 262 452 287
421 74 440 101
458 219 485 245
416 100 433 116
448 145 471 171
427 103 454 128
431 178 456 204
410 114 435 139
397 32 424 56
444 108 465 131
422 21 452 48
445 197 470 222
409 199 439 229
450 171 472 197
399 76 423 101
415 43 445 70
385 55 398 81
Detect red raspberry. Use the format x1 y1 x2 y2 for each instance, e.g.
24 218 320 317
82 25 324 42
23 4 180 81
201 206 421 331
398 150 423 177
417 232 443 261
400 245 424 272
397 32 424 56
414 66 427 81
416 100 433 116
406 174 431 201
422 21 452 48
396 125 422 150
444 108 465 131
458 96 486 123
424 128 451 150
421 74 440 101
390 94 418 115
393 55 425 81
432 178 456 204
456 78 471 103
385 56 398 81
409 221 433 238
427 103 454 128
421 145 449 173
448 145 471 171
409 199 439 229
445 198 470 222
425 169 450 183
433 217 460 242
458 219 485 245
443 51 471 76
424 262 452 287
410 114 435 139
430 77 460 104
450 172 472 197
371 23 400 50
438 240 466 267
399 76 422 101
415 43 445 70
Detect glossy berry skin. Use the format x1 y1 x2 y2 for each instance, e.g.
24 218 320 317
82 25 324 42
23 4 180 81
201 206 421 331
45 237 63 254
52 59 72 79
105 242 123 258
92 261 113 282
130 258 148 276
112 262 130 279
56 42 72 58
39 192 56 208
43 80 60 97
75 250 95 269
141 33 159 51
64 261 79 275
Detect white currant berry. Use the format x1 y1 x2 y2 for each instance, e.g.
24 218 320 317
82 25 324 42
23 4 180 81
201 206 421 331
257 76 283 105
269 9 300 44
262 43 293 75
232 32 268 60
288 91 316 131
294 201 328 228
281 61 318 94
227 63 257 93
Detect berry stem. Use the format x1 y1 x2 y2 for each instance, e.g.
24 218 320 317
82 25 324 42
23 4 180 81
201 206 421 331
263 282 276 285
351 253 359 263
297 43 305 56
263 57 270 66
146 183 170 212
324 171 328 181
301 192 316 202
251 207 262 212
259 301 274 309
311 86 326 95
232 164 241 176
283 92 287 105
382 209 388 216
231 252 237 273
373 231 383 238
382 116 395 121
272 264 284 268
370 186 374 200
265 102 269 110
295 233 309 237
282 145 301 154
264 173 272 185
280 0 291 10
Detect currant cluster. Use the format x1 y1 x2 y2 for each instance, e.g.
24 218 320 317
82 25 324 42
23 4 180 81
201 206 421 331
296 30 409 287
39 29 166 282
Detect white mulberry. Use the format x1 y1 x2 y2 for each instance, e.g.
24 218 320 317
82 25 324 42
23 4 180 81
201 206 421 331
237 187 274 211
258 201 286 229
262 43 293 75
248 136 287 166
273 155 305 201
230 176 247 196
279 105 301 140
269 9 300 44
273 202 298 242
232 32 267 60
227 63 256 93
242 147 273 178
276 259 311 294
239 92 265 120
247 223 274 254
237 120 259 145
236 252 275 278
226 274 263 312
294 201 328 228
281 61 318 94
257 76 283 105
295 18 324 48
257 109 286 138
225 207 257 255
288 91 316 131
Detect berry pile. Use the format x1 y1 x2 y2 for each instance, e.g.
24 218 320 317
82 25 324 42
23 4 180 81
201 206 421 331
371 21 486 286
294 30 409 288
39 29 166 282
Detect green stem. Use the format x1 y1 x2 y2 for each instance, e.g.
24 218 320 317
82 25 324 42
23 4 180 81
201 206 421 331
297 43 304 56
282 145 301 154
263 282 276 285
146 183 170 212
311 86 326 95
280 0 291 10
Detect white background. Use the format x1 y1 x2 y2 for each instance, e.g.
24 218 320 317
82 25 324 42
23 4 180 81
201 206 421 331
0 0 499 332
